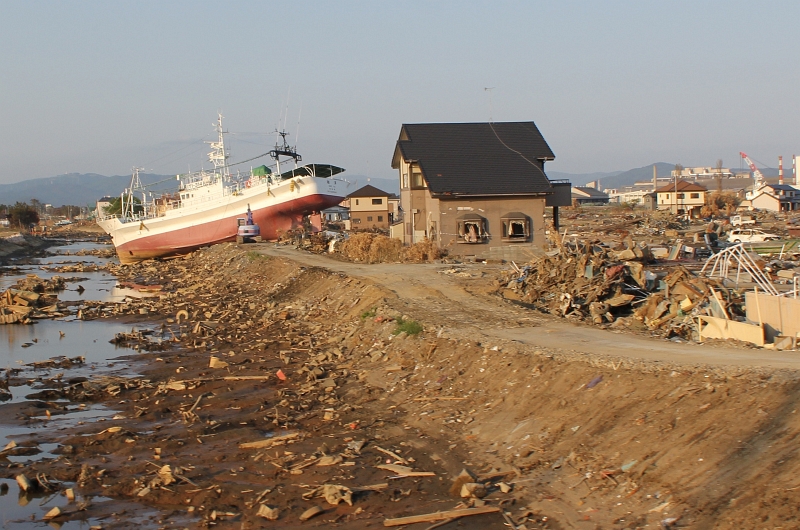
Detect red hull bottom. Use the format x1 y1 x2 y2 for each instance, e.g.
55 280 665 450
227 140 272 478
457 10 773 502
114 194 340 264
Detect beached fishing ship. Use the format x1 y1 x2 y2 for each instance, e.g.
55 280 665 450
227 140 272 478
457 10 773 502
97 114 351 264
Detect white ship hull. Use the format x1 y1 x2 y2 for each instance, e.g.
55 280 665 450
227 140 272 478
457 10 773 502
98 174 352 264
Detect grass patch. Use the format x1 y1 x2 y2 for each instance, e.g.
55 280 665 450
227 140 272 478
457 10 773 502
246 250 269 261
393 317 423 336
360 308 377 320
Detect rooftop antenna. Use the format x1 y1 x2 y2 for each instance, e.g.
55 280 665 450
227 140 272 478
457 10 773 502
484 87 495 122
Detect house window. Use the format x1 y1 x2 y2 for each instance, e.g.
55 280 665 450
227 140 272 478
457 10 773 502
377 215 383 222
501 213 531 242
690 192 700 199
352 218 361 224
456 214 487 244
367 216 373 222
372 198 382 205
411 171 426 189
355 199 359 205
402 173 409 189
678 193 685 199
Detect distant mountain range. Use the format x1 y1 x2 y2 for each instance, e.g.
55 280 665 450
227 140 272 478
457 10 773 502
0 164 783 207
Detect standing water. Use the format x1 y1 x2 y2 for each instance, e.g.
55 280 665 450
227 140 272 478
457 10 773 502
0 238 165 527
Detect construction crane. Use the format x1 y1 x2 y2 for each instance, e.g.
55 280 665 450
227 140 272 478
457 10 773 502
739 151 766 188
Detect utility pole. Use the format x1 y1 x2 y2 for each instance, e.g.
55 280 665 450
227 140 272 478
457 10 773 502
673 164 683 215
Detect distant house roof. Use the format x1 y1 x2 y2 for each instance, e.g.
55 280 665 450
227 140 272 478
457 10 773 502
392 122 555 197
766 184 799 192
654 180 708 193
97 196 116 202
572 187 609 199
347 184 390 198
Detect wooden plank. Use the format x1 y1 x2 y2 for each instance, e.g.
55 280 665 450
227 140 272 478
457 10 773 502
383 506 500 527
239 432 300 449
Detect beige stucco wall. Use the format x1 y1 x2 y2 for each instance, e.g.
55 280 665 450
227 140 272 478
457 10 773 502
656 191 706 214
437 196 546 254
396 157 549 250
745 291 800 342
349 195 392 229
751 193 781 212
351 197 388 212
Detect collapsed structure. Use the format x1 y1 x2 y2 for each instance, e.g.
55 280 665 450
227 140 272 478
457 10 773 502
502 236 800 348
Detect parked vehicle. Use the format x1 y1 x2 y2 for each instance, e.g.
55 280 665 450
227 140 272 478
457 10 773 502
55 219 72 226
727 228 779 243
730 215 756 226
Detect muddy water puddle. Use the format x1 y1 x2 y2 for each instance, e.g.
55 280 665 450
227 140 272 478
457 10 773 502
1 240 150 304
1 240 176 528
0 476 174 529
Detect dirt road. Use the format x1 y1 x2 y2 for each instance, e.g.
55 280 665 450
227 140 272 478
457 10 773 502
257 245 800 370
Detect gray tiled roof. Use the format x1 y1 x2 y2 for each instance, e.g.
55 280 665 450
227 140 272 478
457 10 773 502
573 186 609 198
393 122 555 197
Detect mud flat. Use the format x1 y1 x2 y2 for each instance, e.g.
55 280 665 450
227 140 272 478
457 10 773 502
2 243 800 529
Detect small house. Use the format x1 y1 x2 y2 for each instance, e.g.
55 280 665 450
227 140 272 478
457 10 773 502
391 121 570 259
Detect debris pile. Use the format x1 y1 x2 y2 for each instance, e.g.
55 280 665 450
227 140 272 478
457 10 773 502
502 240 743 340
335 233 444 263
1 274 66 324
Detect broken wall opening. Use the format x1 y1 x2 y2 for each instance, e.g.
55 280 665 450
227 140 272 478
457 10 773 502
501 212 531 242
457 214 487 244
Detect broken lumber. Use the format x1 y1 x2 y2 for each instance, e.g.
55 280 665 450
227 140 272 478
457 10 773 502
377 464 436 477
239 432 301 449
383 506 501 526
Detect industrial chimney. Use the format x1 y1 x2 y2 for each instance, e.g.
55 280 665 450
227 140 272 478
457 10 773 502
779 156 784 185
653 164 657 190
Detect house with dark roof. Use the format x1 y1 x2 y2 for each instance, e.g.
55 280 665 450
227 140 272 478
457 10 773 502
346 184 394 230
654 180 708 217
572 186 610 205
750 183 800 212
390 122 570 257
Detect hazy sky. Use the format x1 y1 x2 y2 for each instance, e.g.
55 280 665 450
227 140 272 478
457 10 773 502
1 1 798 185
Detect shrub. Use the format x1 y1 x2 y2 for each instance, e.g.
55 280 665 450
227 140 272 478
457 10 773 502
393 317 423 336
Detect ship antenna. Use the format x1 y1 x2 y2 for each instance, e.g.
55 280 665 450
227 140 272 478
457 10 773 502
295 101 302 148
283 88 291 133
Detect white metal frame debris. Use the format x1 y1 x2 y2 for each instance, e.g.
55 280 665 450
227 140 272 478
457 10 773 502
700 243 779 296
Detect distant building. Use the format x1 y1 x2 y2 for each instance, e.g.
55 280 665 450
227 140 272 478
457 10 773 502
572 186 610 205
321 204 349 223
642 192 658 210
671 166 734 179
95 196 115 217
655 180 708 217
347 184 393 230
749 184 800 212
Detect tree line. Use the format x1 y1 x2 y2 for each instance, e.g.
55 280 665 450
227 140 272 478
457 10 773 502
0 202 40 230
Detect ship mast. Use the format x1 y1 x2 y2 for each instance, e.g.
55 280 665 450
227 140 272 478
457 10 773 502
207 113 229 176
122 167 144 220
270 130 302 176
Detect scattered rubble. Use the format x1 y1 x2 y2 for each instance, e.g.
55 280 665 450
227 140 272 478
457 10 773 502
4 221 800 528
